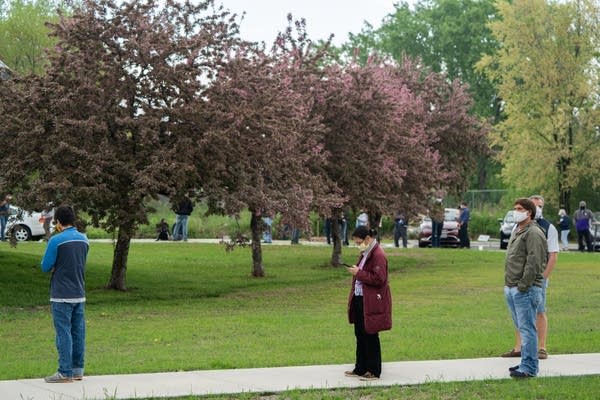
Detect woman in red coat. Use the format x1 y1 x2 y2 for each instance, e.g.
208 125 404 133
345 226 392 381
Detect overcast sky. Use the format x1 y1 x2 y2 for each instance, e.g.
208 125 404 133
215 0 400 46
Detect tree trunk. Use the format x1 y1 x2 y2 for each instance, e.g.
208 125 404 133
559 178 571 215
330 212 342 267
557 123 574 214
107 222 133 291
250 211 265 277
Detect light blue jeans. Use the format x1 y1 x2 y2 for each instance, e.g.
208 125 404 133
51 302 85 377
504 285 542 376
174 214 189 241
560 230 569 249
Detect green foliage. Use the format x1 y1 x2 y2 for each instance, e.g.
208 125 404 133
342 0 500 119
478 0 600 212
1 243 599 381
0 0 60 74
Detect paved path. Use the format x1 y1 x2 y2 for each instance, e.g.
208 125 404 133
91 237 506 249
2 353 599 400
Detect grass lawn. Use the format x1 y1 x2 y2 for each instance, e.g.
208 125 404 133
1 242 599 398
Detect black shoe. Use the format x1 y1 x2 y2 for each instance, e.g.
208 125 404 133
509 365 519 372
510 370 534 378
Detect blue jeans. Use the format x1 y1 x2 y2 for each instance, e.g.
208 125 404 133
174 214 189 241
0 215 6 241
51 302 85 377
504 285 542 376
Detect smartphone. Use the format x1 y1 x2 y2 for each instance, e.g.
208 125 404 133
340 263 353 268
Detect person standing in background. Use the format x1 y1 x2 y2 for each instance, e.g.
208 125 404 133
557 209 570 251
393 211 408 248
172 196 194 241
430 198 444 248
356 209 369 228
262 214 273 243
458 201 470 248
573 201 593 252
0 194 12 241
40 202 55 241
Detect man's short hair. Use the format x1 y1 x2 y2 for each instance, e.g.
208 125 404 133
54 205 76 226
514 198 536 220
529 194 544 207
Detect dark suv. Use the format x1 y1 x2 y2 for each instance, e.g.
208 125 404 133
418 208 461 247
499 210 516 249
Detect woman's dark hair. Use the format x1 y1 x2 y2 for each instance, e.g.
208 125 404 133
352 226 377 239
54 205 76 226
514 198 536 220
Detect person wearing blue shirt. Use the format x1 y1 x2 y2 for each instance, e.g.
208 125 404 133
41 205 89 383
458 201 471 248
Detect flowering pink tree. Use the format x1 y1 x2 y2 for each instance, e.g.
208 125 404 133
0 0 241 290
318 57 487 264
198 35 341 276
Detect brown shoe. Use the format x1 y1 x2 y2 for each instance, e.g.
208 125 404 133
344 370 361 377
359 372 380 381
501 348 521 357
538 349 548 359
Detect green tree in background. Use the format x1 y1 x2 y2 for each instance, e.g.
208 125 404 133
340 0 502 190
343 0 500 119
478 0 600 212
0 0 61 75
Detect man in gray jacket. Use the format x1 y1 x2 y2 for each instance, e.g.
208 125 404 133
503 198 547 378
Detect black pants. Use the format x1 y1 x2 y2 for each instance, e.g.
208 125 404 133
431 220 443 248
352 295 381 377
577 229 593 252
394 225 407 248
459 224 470 248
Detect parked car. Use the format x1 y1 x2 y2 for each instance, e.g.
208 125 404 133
499 210 516 250
591 212 600 251
418 208 461 248
3 205 49 241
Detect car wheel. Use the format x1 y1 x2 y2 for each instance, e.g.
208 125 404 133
418 241 427 248
11 225 31 241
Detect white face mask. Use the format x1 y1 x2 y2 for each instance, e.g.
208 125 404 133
513 210 529 223
535 206 543 219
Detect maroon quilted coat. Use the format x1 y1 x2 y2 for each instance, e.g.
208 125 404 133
347 243 392 334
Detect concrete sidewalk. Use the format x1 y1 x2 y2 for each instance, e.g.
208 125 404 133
1 353 599 400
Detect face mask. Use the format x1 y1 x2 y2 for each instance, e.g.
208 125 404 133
535 206 542 219
513 210 529 223
580 206 585 210
358 241 369 252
